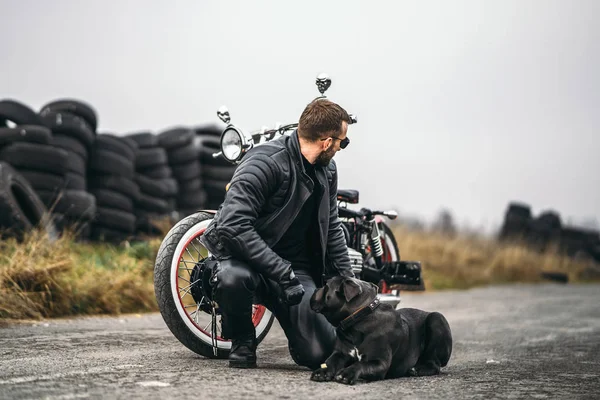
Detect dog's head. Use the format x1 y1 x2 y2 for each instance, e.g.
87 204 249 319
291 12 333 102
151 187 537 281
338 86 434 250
310 276 379 326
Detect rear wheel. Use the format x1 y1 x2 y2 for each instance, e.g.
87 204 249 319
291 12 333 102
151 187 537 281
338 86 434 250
154 212 274 358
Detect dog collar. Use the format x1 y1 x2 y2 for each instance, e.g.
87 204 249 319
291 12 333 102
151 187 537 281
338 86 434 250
337 297 381 332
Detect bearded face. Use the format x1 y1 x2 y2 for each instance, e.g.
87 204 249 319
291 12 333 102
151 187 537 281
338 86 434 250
315 144 336 167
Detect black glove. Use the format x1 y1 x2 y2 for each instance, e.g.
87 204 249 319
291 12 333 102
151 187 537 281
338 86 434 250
279 270 305 306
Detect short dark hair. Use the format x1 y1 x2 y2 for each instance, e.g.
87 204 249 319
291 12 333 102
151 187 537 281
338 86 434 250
298 99 350 142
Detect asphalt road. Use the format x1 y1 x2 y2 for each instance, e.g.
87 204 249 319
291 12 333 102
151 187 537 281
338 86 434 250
1 283 599 400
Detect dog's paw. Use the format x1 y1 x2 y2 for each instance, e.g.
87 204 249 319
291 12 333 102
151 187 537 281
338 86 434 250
334 368 359 385
310 367 334 382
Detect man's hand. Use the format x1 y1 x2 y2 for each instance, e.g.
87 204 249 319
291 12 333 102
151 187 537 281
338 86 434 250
279 270 304 306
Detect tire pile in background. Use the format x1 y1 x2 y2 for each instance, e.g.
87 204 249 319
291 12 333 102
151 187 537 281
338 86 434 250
127 132 177 236
194 124 235 210
499 201 600 264
88 134 139 243
0 98 237 244
157 127 204 218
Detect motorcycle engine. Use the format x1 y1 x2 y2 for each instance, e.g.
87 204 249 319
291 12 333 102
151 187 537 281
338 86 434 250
347 247 364 276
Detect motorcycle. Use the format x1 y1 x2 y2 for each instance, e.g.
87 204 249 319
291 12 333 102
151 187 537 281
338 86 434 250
153 74 424 359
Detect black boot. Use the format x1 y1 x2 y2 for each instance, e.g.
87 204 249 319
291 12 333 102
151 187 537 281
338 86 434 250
222 313 257 368
229 332 257 368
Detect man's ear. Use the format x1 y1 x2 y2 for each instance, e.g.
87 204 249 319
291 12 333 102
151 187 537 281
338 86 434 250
342 278 362 302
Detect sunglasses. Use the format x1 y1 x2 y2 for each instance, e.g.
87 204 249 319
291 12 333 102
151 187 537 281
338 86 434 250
320 136 350 149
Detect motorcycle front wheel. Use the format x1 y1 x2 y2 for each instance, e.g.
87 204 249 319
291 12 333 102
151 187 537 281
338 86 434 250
153 211 275 359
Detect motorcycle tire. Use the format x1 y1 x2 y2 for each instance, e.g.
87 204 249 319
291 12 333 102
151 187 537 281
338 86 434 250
154 211 275 359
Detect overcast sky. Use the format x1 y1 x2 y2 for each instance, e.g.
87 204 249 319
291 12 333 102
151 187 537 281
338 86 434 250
1 0 598 232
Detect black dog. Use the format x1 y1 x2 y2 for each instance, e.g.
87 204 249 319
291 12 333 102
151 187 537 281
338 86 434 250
310 276 452 385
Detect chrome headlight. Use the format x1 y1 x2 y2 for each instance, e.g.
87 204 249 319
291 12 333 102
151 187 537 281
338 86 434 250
220 127 247 162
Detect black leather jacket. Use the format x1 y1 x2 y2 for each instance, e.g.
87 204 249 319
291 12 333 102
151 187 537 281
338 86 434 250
200 130 353 286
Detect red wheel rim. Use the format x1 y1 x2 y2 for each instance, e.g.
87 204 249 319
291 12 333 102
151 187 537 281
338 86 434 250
174 227 267 342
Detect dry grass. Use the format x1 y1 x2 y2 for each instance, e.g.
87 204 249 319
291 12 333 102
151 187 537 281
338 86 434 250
393 226 598 290
0 228 161 320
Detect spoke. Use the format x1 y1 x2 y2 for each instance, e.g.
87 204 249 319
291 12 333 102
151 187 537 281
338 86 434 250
184 304 197 309
179 258 195 269
194 303 200 324
189 240 203 257
203 321 212 332
178 279 200 294
178 275 191 284
185 247 197 262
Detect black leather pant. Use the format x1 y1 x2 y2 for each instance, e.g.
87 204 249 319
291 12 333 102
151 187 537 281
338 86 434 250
212 258 336 370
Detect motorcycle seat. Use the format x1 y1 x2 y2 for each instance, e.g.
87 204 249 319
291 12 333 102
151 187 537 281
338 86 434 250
337 189 359 204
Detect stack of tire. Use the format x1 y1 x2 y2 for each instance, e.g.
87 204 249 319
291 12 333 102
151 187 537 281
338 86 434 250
157 127 206 218
194 123 235 210
37 99 99 239
528 211 562 252
87 133 140 243
0 99 95 239
127 132 176 236
0 100 57 239
498 202 532 241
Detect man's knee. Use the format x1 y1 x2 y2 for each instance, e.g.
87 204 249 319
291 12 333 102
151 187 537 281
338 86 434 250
213 259 260 293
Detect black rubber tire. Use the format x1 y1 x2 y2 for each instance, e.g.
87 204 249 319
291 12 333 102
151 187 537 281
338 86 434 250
135 174 168 198
19 170 66 192
38 189 96 220
93 207 135 232
0 100 44 127
51 134 88 160
171 161 201 181
168 145 198 165
161 178 179 196
154 212 274 359
126 132 157 149
0 162 55 239
89 189 134 213
65 172 86 191
136 193 170 214
0 142 69 176
0 125 52 147
40 111 95 149
66 151 86 175
90 226 133 244
89 150 134 179
194 123 223 138
138 165 172 179
87 175 140 201
157 127 194 150
95 133 136 160
136 147 168 169
178 178 202 193
40 99 98 132
177 189 207 209
122 137 139 154
202 165 236 182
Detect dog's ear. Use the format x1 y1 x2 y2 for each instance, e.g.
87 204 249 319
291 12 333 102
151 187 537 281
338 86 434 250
341 278 362 302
